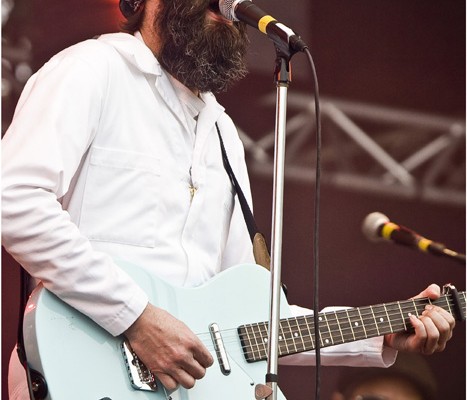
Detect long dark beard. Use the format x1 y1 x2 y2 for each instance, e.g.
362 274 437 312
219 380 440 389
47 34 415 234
156 0 249 93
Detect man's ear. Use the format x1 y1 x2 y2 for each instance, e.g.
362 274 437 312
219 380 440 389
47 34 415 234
330 391 345 400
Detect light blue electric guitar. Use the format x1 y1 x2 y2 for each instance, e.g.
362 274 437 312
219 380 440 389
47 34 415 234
23 262 465 400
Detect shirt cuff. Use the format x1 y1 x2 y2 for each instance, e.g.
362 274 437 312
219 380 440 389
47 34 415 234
102 288 149 336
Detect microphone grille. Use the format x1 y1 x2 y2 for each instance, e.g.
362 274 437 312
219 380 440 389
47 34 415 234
218 0 240 21
362 212 389 242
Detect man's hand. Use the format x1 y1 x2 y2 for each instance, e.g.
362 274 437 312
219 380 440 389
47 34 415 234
124 303 214 391
384 284 456 354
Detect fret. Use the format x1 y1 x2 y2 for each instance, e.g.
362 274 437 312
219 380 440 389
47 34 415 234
345 308 367 341
333 311 345 344
356 308 368 338
324 311 344 345
285 318 299 353
411 299 421 317
370 305 390 335
289 317 306 353
239 322 266 362
443 296 453 311
445 296 453 315
343 310 357 341
255 323 267 360
315 314 330 347
238 324 254 362
248 324 261 361
388 302 406 333
383 304 394 333
278 321 290 356
369 305 381 336
318 314 334 346
361 306 383 338
303 316 315 350
397 299 419 333
259 323 269 359
324 313 336 345
397 302 408 331
316 315 325 347
296 317 308 352
252 323 263 360
306 316 322 348
238 291 465 363
414 298 434 318
243 325 254 359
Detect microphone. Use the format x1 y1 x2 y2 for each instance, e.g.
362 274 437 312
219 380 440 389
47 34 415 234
218 0 308 53
362 212 465 265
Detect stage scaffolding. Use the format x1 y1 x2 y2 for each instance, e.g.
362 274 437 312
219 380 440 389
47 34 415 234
238 94 466 207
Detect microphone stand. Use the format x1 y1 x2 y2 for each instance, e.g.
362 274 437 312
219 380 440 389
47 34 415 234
263 47 295 400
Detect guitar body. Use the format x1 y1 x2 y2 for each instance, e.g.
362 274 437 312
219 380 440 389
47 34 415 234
23 262 291 400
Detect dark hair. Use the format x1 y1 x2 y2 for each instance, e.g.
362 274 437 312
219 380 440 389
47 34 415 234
120 7 145 33
336 354 437 400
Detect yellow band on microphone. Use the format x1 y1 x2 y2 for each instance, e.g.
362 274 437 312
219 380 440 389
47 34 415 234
417 237 433 252
381 222 399 240
258 15 277 34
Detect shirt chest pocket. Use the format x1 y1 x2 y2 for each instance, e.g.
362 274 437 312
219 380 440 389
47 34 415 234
79 146 161 247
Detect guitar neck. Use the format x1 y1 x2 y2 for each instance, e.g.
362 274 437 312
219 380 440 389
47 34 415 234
239 290 466 362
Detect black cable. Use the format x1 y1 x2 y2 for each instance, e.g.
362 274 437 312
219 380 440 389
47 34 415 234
303 46 322 400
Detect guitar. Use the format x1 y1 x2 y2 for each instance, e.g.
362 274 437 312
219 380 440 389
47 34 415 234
23 261 465 400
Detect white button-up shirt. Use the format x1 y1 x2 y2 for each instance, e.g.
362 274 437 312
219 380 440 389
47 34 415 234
2 32 395 368
2 32 254 336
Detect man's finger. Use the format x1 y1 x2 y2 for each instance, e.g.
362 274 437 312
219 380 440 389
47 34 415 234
156 372 179 392
180 356 209 381
422 305 455 351
193 345 214 368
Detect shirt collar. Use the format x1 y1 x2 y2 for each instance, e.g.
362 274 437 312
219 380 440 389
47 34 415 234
97 31 162 76
97 32 225 119
167 74 206 120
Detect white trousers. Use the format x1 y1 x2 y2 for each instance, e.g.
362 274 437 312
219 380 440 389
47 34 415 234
8 346 30 400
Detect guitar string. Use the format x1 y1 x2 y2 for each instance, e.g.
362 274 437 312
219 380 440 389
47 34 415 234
238 299 465 359
198 295 464 344
198 322 465 362
213 296 461 342
194 299 464 355
237 296 464 336
195 297 464 356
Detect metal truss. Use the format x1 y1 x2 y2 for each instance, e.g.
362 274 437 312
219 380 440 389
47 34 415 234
239 94 466 207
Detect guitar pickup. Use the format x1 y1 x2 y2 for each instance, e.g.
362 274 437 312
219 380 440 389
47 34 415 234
209 323 231 375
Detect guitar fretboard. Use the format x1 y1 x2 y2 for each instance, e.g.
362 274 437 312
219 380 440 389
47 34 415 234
238 291 466 363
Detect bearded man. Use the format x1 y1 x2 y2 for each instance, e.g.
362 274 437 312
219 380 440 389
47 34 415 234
2 0 456 399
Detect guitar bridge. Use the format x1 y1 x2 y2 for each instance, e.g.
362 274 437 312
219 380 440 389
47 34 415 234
121 341 158 392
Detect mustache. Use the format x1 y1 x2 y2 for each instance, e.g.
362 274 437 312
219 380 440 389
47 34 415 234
159 0 246 33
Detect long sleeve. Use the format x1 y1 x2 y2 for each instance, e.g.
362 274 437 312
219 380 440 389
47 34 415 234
2 42 148 336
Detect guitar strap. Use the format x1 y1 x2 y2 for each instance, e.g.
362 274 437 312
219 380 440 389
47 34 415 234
215 122 271 272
